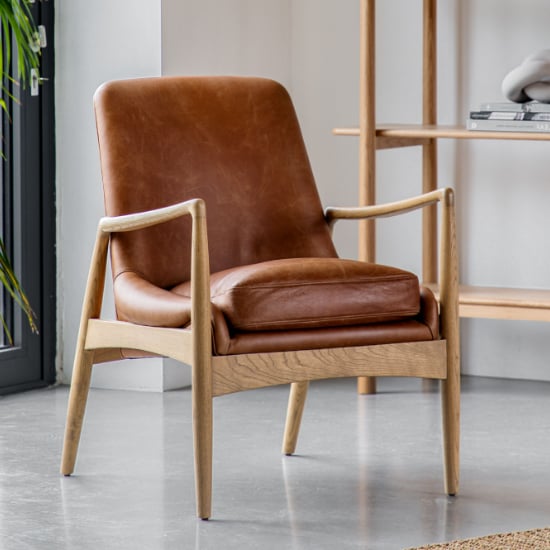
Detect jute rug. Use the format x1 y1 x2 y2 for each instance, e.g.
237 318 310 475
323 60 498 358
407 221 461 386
407 527 550 549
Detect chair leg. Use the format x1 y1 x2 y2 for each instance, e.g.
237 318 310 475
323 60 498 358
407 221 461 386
282 381 309 455
441 352 460 496
60 348 94 475
61 227 109 476
192 358 213 520
357 376 377 394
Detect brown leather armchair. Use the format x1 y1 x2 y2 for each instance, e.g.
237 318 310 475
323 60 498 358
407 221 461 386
61 76 460 520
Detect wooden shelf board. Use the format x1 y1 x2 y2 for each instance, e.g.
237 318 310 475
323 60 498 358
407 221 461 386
334 123 550 143
426 284 550 322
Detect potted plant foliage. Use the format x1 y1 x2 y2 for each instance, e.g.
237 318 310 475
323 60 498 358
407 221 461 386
0 0 40 342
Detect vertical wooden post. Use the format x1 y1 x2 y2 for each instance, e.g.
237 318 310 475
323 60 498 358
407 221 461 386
422 0 438 283
357 0 377 395
358 0 376 264
438 189 460 496
190 199 214 520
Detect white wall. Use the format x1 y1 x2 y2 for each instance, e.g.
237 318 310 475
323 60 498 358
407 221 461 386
289 1 359 260
57 0 550 387
55 0 169 389
162 0 291 84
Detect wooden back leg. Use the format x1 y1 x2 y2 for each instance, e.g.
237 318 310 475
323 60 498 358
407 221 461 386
282 381 309 455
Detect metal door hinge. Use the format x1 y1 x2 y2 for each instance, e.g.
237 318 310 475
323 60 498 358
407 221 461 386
38 25 47 48
30 25 47 52
30 69 49 97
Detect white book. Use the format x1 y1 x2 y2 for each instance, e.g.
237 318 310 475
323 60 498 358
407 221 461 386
478 101 550 113
467 118 550 133
470 110 550 121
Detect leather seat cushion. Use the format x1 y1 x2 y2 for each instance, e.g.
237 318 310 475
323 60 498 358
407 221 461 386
113 261 438 356
172 257 421 332
211 286 439 355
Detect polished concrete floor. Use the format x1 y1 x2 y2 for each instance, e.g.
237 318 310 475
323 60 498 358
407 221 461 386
0 375 549 549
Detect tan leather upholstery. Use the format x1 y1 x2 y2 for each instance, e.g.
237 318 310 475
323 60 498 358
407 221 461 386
210 287 439 355
205 258 421 331
95 76 439 355
96 76 336 285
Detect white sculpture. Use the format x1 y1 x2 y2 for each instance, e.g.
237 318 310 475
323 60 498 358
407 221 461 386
502 49 550 103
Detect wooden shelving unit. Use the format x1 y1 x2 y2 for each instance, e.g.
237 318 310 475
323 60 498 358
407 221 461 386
334 124 550 144
427 285 550 322
340 0 550 393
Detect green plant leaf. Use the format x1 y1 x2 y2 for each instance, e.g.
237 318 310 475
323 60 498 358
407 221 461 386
0 237 38 344
0 0 41 343
0 0 40 114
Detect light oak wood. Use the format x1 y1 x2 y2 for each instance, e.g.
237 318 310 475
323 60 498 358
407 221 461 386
326 188 444 224
98 199 204 233
422 0 437 129
379 123 550 141
427 284 550 322
358 377 377 394
60 350 95 476
357 0 378 397
85 320 193 364
189 199 213 520
282 381 309 456
422 0 438 284
211 340 447 398
61 226 109 476
437 188 460 496
358 0 376 264
422 145 437 283
334 123 550 142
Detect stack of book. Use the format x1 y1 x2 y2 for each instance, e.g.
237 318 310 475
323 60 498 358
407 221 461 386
467 101 550 133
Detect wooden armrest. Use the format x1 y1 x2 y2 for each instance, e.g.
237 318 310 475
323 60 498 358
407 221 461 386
325 188 453 225
98 198 205 233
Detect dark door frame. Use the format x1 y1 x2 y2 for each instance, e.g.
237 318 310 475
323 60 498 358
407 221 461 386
0 1 56 394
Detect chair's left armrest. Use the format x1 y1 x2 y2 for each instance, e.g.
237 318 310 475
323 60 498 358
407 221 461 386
86 198 211 366
98 198 205 234
325 188 451 227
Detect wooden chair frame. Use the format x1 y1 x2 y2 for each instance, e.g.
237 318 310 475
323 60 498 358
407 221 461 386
61 187 459 520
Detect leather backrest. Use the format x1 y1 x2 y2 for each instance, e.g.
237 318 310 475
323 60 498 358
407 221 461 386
94 76 337 289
